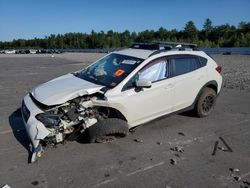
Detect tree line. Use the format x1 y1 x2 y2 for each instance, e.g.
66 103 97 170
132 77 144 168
1 19 250 49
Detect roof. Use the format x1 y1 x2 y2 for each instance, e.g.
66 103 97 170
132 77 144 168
114 42 200 60
114 48 155 59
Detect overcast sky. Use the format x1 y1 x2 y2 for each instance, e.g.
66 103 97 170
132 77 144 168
0 0 249 41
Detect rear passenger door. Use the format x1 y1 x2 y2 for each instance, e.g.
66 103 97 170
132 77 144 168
170 55 207 111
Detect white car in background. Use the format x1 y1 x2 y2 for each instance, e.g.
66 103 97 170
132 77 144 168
21 42 223 162
29 49 37 54
4 49 16 54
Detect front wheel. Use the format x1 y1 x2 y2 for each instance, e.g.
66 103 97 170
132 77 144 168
88 118 129 143
195 87 217 117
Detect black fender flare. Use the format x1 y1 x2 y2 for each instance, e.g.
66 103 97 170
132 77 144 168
191 80 218 109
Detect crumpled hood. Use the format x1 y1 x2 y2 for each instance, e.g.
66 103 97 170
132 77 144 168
31 73 103 105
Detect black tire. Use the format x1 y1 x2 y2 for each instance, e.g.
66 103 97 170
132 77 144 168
88 118 129 143
195 87 217 117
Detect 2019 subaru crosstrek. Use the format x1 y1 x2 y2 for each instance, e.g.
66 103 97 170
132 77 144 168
21 42 223 162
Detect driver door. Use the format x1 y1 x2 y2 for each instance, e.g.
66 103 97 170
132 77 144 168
116 57 175 126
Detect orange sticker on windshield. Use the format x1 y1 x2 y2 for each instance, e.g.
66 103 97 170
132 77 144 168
114 69 125 77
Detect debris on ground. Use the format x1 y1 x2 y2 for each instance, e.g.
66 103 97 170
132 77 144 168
212 137 233 156
170 158 177 165
133 139 143 143
178 132 185 136
219 136 233 152
170 146 184 153
31 180 39 186
157 142 162 145
218 146 227 151
243 180 250 185
129 129 135 133
174 153 181 158
1 185 11 188
234 176 242 181
239 180 250 188
240 184 248 188
104 173 110 178
229 168 240 172
212 141 219 156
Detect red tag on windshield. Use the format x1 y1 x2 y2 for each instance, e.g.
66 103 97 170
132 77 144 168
114 69 125 77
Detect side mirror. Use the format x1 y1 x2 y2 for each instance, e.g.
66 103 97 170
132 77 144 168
135 78 152 88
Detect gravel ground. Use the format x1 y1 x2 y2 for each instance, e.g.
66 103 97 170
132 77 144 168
213 55 250 91
0 53 249 188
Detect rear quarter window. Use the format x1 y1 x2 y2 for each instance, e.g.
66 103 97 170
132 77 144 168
199 57 208 67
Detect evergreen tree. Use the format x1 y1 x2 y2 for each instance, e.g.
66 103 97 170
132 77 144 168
1 20 250 49
183 21 198 42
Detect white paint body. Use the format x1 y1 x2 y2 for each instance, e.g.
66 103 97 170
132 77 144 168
21 48 223 161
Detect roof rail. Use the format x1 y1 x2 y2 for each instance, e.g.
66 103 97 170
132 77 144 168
130 42 199 57
153 41 197 49
130 42 172 50
131 42 198 50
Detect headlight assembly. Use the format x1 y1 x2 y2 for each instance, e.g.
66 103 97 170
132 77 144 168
36 113 60 128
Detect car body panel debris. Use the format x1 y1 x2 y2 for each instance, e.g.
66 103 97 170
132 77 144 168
234 176 242 181
170 146 184 153
134 139 143 143
229 168 240 172
1 185 11 188
178 132 185 136
170 158 177 165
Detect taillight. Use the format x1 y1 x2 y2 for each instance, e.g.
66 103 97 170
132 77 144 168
216 66 222 73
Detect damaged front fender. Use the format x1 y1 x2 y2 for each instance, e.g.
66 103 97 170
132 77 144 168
22 95 51 162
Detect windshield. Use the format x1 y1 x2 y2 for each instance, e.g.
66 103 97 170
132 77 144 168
76 53 144 88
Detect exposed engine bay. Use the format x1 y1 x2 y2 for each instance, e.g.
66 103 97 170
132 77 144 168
35 95 107 146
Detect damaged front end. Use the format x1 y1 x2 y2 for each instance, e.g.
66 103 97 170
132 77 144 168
36 95 103 144
22 93 106 163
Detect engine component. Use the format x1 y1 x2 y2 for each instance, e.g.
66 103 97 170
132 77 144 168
36 95 102 146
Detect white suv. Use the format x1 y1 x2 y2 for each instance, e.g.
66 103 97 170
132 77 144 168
21 42 223 162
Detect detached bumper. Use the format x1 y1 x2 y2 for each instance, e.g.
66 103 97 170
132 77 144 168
21 94 51 162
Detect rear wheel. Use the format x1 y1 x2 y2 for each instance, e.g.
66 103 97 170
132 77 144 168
88 118 129 143
195 87 217 117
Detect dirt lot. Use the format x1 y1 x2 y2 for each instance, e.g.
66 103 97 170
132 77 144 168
0 53 250 188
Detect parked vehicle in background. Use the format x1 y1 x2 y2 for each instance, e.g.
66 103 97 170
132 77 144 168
15 49 26 54
1 49 63 54
4 49 16 54
29 49 37 54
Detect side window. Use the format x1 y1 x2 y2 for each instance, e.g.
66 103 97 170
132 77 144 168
138 58 168 82
173 56 199 76
199 57 208 67
122 57 168 91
